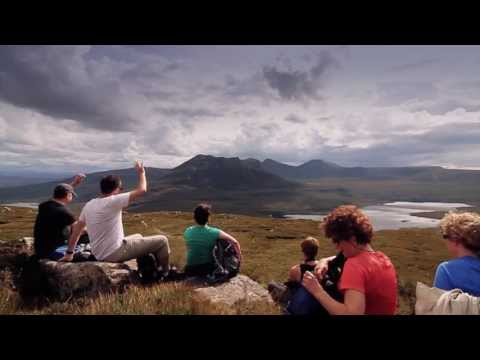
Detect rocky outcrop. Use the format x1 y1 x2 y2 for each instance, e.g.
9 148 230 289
38 260 136 301
0 237 34 270
0 236 272 307
187 274 273 307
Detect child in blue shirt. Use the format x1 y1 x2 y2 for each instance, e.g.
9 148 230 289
434 212 480 296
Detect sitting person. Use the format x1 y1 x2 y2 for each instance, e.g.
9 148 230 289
184 203 241 277
269 237 321 307
33 174 88 260
433 211 480 296
60 161 174 280
300 205 398 315
288 237 320 283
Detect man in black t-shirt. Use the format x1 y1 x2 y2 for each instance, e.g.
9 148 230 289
33 174 86 259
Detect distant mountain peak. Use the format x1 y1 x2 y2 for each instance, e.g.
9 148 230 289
300 159 341 167
166 154 294 190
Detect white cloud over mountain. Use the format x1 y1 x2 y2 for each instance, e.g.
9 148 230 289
1 45 480 173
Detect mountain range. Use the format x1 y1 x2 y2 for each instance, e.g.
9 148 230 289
1 154 480 215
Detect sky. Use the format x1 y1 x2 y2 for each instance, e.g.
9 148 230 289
1 45 480 174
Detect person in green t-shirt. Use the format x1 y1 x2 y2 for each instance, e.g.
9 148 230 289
184 203 242 276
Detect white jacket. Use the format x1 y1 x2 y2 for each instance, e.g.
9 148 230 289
415 282 480 315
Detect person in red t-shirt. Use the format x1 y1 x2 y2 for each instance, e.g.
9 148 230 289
302 205 398 315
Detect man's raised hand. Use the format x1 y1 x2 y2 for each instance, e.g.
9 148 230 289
71 173 86 187
135 160 145 174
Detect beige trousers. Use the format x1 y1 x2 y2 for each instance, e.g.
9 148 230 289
103 233 170 272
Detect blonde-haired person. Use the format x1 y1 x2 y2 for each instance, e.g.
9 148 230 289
434 212 480 296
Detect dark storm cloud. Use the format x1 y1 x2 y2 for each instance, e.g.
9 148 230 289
222 73 267 99
376 82 438 106
284 114 308 124
411 99 480 115
0 46 138 131
262 50 340 101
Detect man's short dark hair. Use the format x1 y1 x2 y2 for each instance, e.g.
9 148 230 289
53 183 76 199
53 186 68 199
194 203 211 225
100 175 122 195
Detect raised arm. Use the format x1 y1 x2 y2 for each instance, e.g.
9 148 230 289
59 220 87 262
129 160 147 205
218 230 242 262
69 173 86 188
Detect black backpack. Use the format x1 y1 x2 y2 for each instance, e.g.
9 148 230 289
17 254 49 298
206 238 241 284
136 253 159 284
320 252 346 302
286 252 346 315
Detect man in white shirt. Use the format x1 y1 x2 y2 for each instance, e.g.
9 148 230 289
60 160 171 278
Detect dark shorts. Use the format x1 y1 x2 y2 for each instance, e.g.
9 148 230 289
184 263 215 277
286 285 330 316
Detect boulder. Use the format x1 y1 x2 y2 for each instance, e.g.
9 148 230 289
39 260 136 301
187 274 273 307
0 237 34 270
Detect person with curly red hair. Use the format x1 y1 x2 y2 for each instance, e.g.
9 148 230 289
302 205 398 315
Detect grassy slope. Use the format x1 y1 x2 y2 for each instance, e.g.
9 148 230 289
0 206 453 315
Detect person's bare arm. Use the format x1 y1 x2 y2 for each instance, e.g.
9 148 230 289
69 173 86 188
302 271 366 315
288 265 301 282
59 220 87 262
218 230 242 261
129 160 147 205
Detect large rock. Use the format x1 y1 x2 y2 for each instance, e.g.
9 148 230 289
187 274 273 307
0 237 34 270
39 260 136 301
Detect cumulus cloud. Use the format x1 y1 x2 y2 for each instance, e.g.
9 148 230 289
314 121 480 167
284 114 308 124
0 102 185 173
411 99 480 115
376 82 438 107
153 106 222 118
1 45 480 174
317 116 331 122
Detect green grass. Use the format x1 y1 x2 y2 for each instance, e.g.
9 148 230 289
0 206 461 315
1 281 281 315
